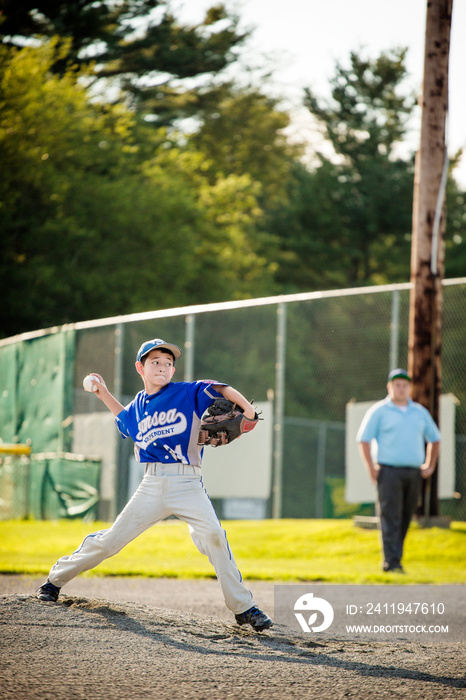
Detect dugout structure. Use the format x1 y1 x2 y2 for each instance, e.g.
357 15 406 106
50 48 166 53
1 278 465 521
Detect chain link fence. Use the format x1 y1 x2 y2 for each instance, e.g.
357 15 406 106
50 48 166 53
1 279 465 521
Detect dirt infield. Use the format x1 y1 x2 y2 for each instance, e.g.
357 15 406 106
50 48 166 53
0 576 465 700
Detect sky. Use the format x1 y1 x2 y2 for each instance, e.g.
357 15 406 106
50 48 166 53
175 0 466 185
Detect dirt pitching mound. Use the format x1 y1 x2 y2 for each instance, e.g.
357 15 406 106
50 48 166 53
1 586 465 700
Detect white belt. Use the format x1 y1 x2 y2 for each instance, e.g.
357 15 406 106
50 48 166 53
144 462 201 477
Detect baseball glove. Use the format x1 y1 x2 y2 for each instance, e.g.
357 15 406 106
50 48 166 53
198 399 260 447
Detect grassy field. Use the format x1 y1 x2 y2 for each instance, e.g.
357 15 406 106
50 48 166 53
1 519 465 584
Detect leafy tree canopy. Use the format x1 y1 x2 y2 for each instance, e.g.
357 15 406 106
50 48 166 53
0 40 277 338
268 49 418 289
189 83 302 206
268 47 466 290
0 1 248 122
304 48 417 162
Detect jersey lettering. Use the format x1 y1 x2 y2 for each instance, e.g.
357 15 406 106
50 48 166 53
136 408 178 435
136 410 187 445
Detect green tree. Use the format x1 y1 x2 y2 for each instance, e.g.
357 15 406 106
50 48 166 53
305 49 415 162
445 154 466 278
189 85 301 205
0 1 248 124
268 47 466 291
0 41 279 338
265 49 417 290
0 40 189 334
142 146 278 302
267 157 415 292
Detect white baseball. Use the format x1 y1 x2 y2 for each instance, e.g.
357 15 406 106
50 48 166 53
83 374 101 392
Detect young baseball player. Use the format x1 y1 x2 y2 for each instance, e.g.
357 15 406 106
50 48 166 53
37 338 273 632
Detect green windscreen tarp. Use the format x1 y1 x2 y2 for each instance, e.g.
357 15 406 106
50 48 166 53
0 329 75 452
0 452 101 520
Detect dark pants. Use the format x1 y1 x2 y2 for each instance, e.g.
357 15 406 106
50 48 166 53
377 465 422 569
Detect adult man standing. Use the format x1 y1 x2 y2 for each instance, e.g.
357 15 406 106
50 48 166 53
357 368 441 572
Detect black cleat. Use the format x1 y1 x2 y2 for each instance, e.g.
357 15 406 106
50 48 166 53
383 563 405 573
235 605 273 632
36 580 61 602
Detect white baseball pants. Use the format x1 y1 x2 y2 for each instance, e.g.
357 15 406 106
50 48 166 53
49 469 254 615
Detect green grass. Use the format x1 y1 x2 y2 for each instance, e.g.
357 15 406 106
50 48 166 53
1 519 465 584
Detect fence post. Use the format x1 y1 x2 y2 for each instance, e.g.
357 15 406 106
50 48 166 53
315 423 327 518
389 289 400 372
114 323 124 402
272 303 286 519
184 314 195 382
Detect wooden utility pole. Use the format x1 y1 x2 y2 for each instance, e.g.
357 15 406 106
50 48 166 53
408 0 453 517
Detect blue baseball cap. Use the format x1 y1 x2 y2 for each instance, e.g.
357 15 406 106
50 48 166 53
388 368 411 382
136 338 182 362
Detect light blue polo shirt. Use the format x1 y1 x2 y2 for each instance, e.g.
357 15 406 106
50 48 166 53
357 397 441 467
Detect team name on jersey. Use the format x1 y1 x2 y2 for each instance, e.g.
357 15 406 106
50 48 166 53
136 408 187 445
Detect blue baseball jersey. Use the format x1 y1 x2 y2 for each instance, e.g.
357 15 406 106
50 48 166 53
115 380 226 466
